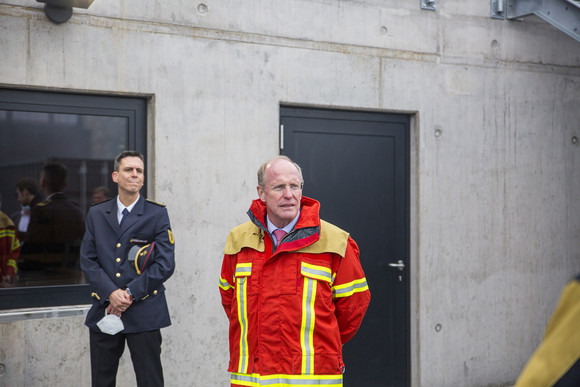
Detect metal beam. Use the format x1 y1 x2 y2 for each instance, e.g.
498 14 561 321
507 0 580 42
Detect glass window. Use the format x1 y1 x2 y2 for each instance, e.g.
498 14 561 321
0 88 147 309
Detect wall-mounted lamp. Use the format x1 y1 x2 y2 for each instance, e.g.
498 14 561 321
36 0 95 24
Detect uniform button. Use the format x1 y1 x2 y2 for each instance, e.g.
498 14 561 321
116 258 121 263
153 290 158 295
116 273 121 278
116 243 121 248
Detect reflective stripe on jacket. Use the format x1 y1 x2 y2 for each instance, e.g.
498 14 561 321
219 196 370 386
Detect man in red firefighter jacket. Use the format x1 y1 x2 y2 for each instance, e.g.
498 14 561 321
219 156 371 387
0 210 20 287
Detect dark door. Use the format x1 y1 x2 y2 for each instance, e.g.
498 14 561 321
281 106 410 386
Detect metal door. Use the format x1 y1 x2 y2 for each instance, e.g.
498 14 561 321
281 106 410 386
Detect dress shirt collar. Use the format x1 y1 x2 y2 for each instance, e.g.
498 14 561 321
267 211 300 236
117 195 139 223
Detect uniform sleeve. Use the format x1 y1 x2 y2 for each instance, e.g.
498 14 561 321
127 207 175 301
332 236 371 345
80 208 118 304
219 253 236 319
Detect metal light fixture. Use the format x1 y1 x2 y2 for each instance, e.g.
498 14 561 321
36 0 95 24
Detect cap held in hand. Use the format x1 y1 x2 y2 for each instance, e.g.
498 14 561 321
128 241 155 275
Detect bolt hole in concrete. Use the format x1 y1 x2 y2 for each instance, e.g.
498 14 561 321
197 3 208 14
435 323 442 332
0 363 5 376
572 136 578 145
434 129 442 138
380 26 388 36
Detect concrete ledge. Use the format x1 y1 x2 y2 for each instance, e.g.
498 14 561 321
0 305 90 322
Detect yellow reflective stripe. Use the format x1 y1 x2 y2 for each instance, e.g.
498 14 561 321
332 278 369 298
219 276 233 291
7 259 17 274
300 262 332 283
231 372 343 386
0 229 19 252
236 275 250 373
0 229 14 236
0 229 15 239
300 277 316 375
236 262 252 277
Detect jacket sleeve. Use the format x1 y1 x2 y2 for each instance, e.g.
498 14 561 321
332 236 371 345
127 206 175 301
219 253 236 319
514 277 580 386
80 208 118 304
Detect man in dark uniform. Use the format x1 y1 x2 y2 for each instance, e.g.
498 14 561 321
19 161 85 281
80 150 175 387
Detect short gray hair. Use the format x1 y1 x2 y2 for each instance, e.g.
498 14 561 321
257 155 303 187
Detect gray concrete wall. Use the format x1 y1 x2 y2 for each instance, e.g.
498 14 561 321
1 0 579 386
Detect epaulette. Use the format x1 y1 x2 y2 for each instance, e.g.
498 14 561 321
36 199 52 207
146 199 166 207
91 198 113 206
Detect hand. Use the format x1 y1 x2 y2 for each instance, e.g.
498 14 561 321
108 288 133 315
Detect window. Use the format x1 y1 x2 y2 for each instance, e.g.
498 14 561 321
0 88 147 309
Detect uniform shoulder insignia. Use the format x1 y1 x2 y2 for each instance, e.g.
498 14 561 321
146 199 166 207
91 198 113 206
37 199 51 207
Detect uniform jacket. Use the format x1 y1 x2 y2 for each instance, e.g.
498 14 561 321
81 196 175 333
219 196 370 386
0 212 20 279
515 274 580 387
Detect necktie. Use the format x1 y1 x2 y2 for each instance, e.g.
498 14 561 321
273 229 287 246
120 208 129 227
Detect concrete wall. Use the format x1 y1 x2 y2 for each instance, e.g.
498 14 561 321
1 0 579 386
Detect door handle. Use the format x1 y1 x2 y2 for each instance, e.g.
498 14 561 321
388 260 405 271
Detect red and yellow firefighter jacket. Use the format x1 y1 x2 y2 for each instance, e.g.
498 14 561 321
0 211 20 280
219 197 370 387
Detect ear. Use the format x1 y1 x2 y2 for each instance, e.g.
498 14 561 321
112 171 119 184
257 185 266 202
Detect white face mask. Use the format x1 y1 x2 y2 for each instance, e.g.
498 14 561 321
96 313 125 335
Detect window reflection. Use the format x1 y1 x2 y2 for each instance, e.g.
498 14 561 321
0 109 128 288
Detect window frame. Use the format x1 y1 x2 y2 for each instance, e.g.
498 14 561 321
0 88 147 310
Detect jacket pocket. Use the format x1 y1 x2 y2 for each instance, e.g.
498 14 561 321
300 262 332 283
300 261 333 305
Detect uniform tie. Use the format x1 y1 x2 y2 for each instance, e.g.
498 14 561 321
273 229 287 246
120 208 129 227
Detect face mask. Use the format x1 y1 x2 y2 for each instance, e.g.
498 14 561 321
96 313 124 335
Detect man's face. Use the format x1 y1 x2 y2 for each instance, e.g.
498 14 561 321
257 159 303 228
112 156 144 196
16 188 33 206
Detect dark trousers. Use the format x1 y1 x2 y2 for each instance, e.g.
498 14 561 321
89 329 164 387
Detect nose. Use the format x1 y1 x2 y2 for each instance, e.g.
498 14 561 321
282 186 294 197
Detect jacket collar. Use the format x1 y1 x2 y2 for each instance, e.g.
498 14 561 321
105 195 146 235
247 196 321 253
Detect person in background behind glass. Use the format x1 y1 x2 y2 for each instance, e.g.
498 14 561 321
91 186 112 205
0 209 20 287
11 177 44 243
19 161 85 284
